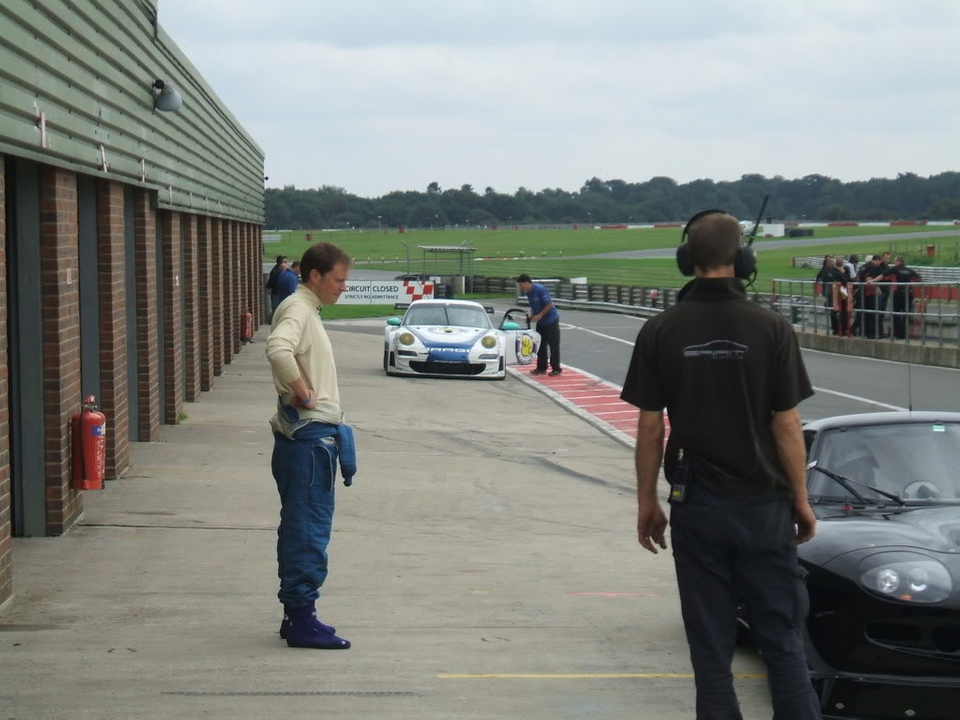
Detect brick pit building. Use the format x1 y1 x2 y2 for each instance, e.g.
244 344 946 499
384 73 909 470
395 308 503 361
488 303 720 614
0 0 266 608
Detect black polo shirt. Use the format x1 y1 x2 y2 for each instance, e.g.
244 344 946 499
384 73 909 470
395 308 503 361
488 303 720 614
621 278 814 497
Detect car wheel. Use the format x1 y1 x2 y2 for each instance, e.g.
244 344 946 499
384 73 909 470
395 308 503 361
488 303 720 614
383 346 390 373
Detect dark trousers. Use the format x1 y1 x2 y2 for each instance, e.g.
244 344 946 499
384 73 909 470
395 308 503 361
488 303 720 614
878 293 889 336
267 293 279 324
536 320 561 372
670 485 821 720
861 293 879 339
892 289 913 339
272 425 338 607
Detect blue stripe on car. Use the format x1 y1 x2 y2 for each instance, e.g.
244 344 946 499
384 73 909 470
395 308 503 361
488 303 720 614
410 328 482 349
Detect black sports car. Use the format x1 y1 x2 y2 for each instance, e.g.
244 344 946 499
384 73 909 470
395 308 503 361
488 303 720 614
746 412 960 718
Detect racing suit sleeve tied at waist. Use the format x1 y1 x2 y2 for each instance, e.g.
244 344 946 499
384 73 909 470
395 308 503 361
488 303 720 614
335 424 357 486
287 421 357 487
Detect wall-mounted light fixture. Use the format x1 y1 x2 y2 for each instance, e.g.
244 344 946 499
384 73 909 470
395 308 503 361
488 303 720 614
152 79 183 112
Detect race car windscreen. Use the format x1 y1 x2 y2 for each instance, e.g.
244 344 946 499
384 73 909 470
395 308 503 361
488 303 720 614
405 306 491 329
810 422 960 503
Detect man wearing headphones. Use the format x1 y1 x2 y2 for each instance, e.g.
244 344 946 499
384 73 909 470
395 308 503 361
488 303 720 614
621 211 821 719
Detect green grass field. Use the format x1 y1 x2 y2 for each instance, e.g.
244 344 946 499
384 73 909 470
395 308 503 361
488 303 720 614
267 226 960 291
356 239 955 290
320 304 395 320
264 225 959 265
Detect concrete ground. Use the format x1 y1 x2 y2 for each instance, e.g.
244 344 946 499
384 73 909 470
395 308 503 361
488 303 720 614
0 325 769 719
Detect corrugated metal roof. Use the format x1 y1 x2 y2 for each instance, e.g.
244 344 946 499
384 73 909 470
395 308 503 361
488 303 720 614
136 0 158 20
0 0 264 223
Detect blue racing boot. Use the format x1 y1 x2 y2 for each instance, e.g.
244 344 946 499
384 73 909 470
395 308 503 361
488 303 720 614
282 604 350 649
279 610 335 639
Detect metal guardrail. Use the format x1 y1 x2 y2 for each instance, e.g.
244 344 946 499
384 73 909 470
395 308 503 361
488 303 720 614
505 276 959 349
792 257 960 283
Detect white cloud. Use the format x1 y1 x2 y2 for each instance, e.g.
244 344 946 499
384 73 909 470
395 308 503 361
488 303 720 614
159 0 960 196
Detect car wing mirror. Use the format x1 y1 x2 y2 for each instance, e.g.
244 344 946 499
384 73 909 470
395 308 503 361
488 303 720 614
386 317 401 326
502 321 520 331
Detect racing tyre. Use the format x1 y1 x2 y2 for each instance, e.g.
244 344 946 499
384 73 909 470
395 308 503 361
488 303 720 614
383 346 389 373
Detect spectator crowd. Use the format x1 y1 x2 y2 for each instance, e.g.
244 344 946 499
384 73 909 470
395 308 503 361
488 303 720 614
815 252 921 339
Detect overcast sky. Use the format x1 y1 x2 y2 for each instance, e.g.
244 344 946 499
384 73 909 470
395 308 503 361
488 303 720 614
159 0 959 198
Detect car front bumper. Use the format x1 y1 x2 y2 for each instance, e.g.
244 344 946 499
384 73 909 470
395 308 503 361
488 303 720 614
814 672 960 719
390 351 505 378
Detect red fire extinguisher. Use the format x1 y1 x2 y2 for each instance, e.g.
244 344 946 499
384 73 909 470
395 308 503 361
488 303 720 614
72 395 106 491
242 311 254 341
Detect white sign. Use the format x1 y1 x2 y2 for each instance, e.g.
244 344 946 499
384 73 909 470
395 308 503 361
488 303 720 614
339 278 438 305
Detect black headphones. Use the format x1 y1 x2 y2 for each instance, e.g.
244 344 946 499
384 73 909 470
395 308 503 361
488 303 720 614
676 208 757 279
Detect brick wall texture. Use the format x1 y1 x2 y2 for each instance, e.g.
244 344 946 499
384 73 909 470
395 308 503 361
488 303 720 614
223 221 235 364
196 215 215 391
161 211 183 425
211 219 225 376
0 161 262 607
96 180 130 480
0 154 11 606
182 214 201 402
133 189 161 441
39 167 83 535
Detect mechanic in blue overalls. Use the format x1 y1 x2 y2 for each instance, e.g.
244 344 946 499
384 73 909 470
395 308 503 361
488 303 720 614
516 273 562 376
266 242 356 649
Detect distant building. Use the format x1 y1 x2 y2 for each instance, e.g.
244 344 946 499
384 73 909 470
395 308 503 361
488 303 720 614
0 1 266 607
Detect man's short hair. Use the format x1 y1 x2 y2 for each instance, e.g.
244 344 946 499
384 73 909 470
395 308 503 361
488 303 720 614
291 261 301 270
516 273 532 284
300 242 352 282
872 255 883 261
687 213 742 270
276 255 286 265
895 255 905 263
849 254 859 264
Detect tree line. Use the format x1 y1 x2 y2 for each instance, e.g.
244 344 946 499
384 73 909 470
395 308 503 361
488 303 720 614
265 172 960 230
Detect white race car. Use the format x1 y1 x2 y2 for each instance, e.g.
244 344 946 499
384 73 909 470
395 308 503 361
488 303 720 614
383 301 540 379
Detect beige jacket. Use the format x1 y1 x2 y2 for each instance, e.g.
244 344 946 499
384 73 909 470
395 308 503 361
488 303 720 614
265 285 343 437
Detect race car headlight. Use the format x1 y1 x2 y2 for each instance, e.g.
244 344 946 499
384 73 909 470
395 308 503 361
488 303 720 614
399 332 416 346
480 335 497 349
858 552 953 604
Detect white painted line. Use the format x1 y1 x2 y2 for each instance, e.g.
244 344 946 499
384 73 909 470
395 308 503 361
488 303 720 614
594 410 639 417
562 324 636 347
811 386 908 412
556 366 625 393
562 393 623 399
557 328 926 412
802 347 960 372
572 401 633 408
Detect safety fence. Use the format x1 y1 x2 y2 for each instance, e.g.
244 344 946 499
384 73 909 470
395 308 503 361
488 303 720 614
793 257 960 282
771 280 960 347
501 274 960 349
505 278 678 316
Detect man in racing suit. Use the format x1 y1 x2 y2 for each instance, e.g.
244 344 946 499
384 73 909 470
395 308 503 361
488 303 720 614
266 241 355 649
